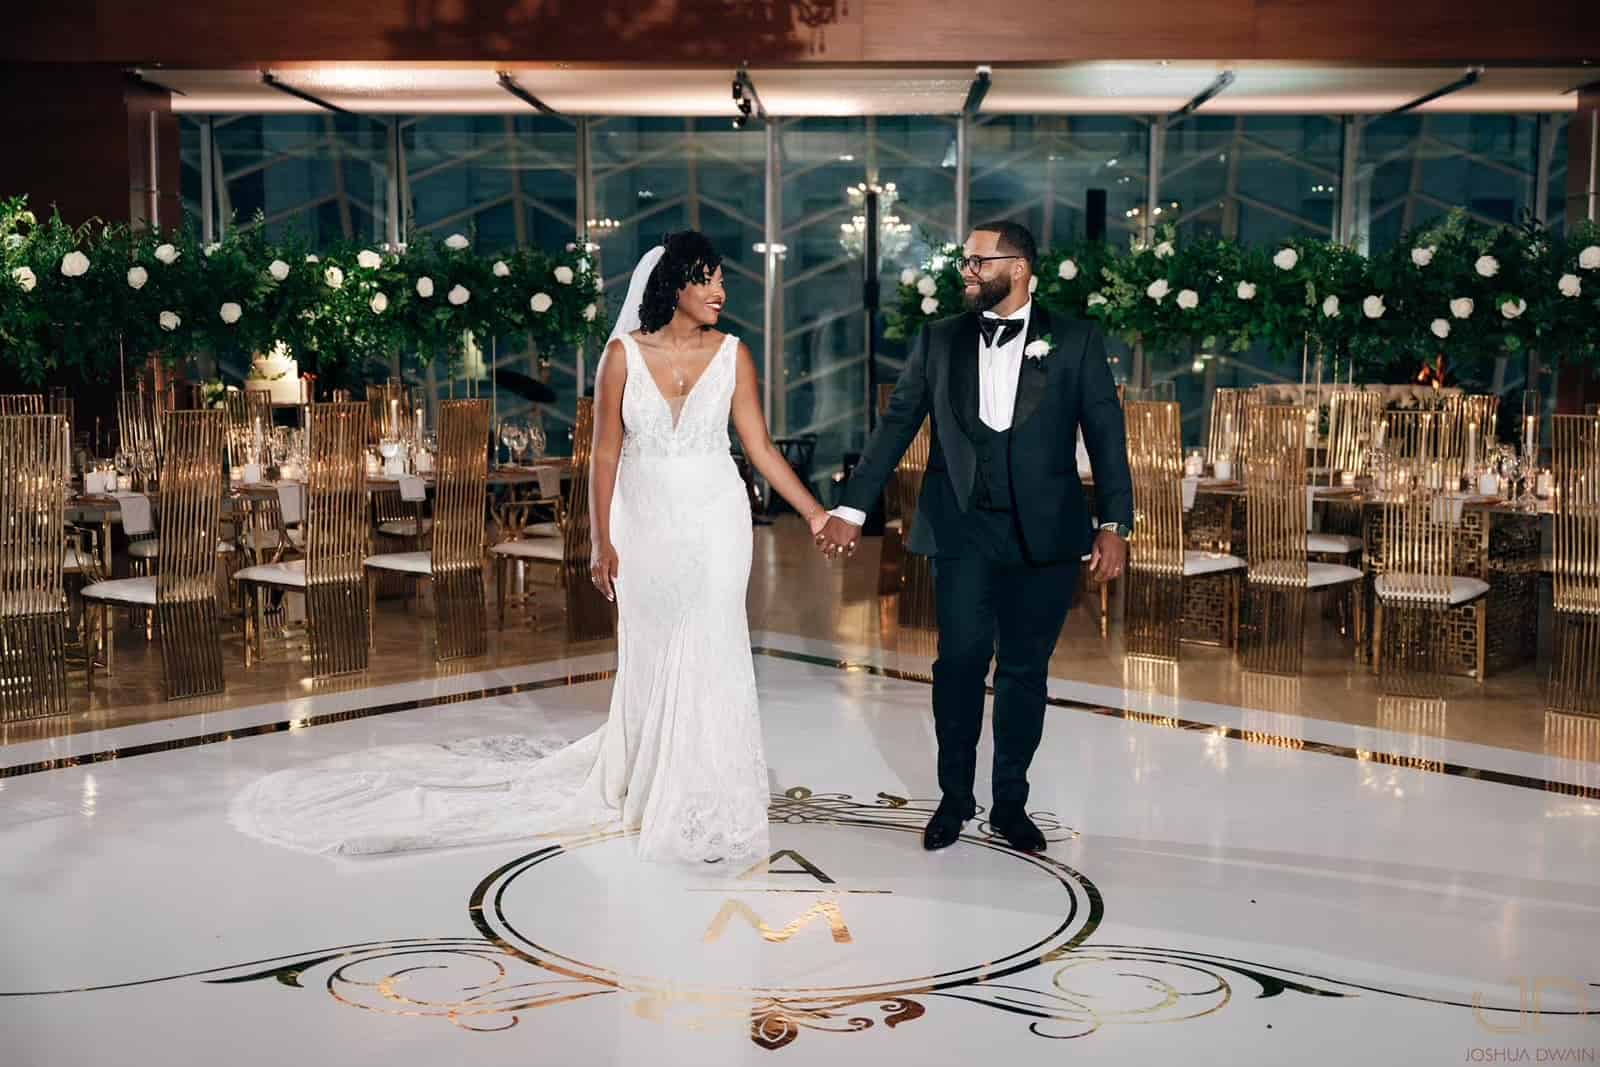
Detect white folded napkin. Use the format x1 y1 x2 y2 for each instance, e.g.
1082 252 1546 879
535 465 561 499
398 475 427 502
277 482 304 525
1182 476 1200 511
110 492 154 535
1430 494 1468 525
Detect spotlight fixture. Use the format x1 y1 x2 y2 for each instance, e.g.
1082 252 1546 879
731 67 767 130
1382 67 1483 117
260 71 353 115
963 65 993 116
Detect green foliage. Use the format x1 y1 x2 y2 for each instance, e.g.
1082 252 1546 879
0 197 610 389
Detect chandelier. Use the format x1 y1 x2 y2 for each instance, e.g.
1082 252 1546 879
839 181 912 263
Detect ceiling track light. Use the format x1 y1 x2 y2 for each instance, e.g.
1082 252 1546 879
963 66 992 116
126 68 186 97
260 71 353 115
1382 67 1484 117
496 72 568 120
1169 70 1236 121
731 67 767 129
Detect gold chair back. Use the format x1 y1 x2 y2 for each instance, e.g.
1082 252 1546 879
222 388 273 469
303 402 372 676
431 399 490 660
564 397 615 641
1549 414 1600 714
1442 393 1500 484
1326 389 1384 483
0 414 70 719
154 410 226 699
1378 486 1456 603
1205 387 1253 473
1380 409 1446 484
118 387 163 488
0 394 44 415
1244 405 1310 588
368 381 412 443
1126 401 1185 577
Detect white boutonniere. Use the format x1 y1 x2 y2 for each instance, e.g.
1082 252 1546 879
1024 336 1054 364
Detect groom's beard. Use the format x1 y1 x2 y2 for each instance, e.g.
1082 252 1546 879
963 273 1013 313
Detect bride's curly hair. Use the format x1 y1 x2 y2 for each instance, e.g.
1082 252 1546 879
638 230 722 333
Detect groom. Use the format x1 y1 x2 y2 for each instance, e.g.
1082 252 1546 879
817 220 1133 853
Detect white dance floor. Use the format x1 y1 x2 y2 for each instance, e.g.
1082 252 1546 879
3 633 1597 1065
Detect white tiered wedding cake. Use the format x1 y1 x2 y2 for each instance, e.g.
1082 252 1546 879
247 341 303 405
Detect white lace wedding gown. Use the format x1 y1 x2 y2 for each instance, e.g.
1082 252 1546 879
230 332 770 864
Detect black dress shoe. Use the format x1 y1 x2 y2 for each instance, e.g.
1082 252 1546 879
922 799 976 851
989 810 1047 852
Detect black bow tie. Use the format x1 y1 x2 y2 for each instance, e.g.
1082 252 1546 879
978 316 1024 348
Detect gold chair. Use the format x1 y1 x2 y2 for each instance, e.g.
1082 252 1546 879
233 403 372 675
1205 387 1255 477
366 399 490 661
490 398 613 640
1325 389 1384 485
82 410 226 700
1443 393 1500 487
1238 405 1361 675
1123 401 1244 660
0 394 45 415
1548 413 1600 715
0 414 71 719
367 381 413 442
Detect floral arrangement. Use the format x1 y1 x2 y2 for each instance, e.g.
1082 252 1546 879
0 195 610 388
884 214 1600 383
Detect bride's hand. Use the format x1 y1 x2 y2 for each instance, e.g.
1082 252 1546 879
807 508 829 537
590 542 620 602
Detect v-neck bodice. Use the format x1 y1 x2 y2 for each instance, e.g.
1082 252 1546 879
619 332 738 460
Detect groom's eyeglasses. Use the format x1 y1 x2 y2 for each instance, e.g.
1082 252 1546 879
956 254 1022 273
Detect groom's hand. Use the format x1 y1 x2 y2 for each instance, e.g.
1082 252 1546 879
815 515 860 560
1087 529 1127 583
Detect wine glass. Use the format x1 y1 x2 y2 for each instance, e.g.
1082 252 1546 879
527 419 547 463
500 421 529 468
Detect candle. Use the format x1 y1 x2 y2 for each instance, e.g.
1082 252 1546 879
389 398 399 438
1535 471 1553 498
1523 415 1536 459
1375 418 1387 449
1466 419 1477 473
252 416 263 459
414 406 424 445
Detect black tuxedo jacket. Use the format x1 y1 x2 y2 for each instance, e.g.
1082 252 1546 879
841 305 1133 564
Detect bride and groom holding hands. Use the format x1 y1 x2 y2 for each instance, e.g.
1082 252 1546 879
233 220 1132 865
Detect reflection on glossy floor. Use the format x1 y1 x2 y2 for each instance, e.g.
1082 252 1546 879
2 636 1597 1066
7 516 1592 765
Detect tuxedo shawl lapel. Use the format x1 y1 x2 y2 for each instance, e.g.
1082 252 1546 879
1010 303 1054 430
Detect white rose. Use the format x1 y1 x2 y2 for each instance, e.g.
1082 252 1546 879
1580 245 1600 271
447 284 470 306
899 268 917 286
577 257 591 273
1411 246 1435 267
154 243 179 265
3 234 21 250
1086 293 1108 307
530 292 553 313
444 233 470 251
219 302 242 325
416 276 435 298
1500 297 1526 320
1474 255 1499 278
1058 259 1080 281
356 249 382 270
268 259 290 281
1450 297 1474 319
1028 276 1038 294
930 255 948 272
553 265 575 285
583 302 597 322
1146 278 1170 303
1024 340 1051 358
1176 288 1199 310
493 260 510 278
60 251 90 277
203 242 221 257
565 242 577 252
1431 318 1451 340
370 292 389 314
1362 294 1386 319
323 266 344 290
1154 241 1175 259
1322 295 1340 318
920 296 939 315
916 275 937 297
11 266 36 292
1558 273 1582 298
126 266 148 290
1273 247 1299 271
1236 281 1257 300
159 310 180 332
305 254 319 264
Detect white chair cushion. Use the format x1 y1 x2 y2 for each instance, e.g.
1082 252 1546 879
81 576 157 605
233 560 307 588
490 539 564 562
127 538 160 559
1375 574 1491 606
1306 561 1363 589
1307 532 1363 555
522 521 562 538
1183 550 1246 577
365 551 433 575
378 518 433 538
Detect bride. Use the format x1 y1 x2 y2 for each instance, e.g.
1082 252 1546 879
230 232 830 864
